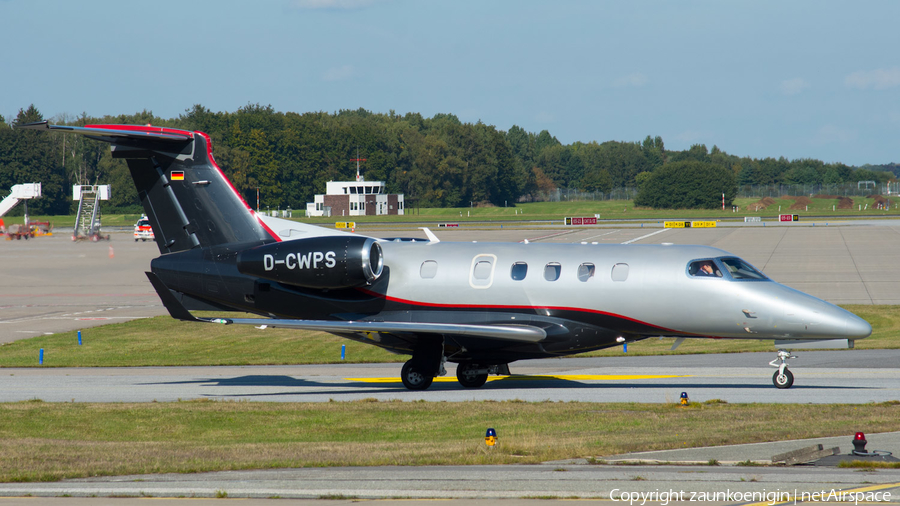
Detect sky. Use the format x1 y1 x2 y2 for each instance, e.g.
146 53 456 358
2 0 899 166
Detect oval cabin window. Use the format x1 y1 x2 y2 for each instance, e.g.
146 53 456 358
510 262 528 281
543 262 561 281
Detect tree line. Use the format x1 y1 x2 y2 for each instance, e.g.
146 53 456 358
1 103 896 215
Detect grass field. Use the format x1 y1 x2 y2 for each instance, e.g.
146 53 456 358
0 305 894 368
1 400 898 482
8 195 899 230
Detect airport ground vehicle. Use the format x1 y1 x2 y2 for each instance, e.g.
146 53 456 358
134 215 154 242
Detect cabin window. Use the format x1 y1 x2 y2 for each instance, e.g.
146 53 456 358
577 263 595 282
611 263 629 282
688 259 723 278
720 257 767 280
543 262 561 281
510 262 528 280
420 260 438 279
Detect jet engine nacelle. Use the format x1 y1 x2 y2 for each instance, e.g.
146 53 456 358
236 236 384 289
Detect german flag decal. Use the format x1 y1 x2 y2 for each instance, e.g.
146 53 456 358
170 171 185 181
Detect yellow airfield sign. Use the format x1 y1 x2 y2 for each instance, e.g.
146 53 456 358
664 221 717 229
335 222 356 229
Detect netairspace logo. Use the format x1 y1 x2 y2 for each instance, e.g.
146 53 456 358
609 488 892 505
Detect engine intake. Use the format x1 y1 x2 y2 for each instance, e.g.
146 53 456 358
237 236 383 289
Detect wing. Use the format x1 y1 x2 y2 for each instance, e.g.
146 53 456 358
146 272 546 343
212 318 546 343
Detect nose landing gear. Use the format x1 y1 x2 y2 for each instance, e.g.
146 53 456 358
769 349 797 389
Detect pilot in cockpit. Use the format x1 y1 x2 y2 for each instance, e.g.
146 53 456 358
694 261 722 277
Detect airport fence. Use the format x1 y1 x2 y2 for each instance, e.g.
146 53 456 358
520 183 896 203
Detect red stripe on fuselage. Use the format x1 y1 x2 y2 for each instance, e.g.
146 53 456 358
355 287 681 334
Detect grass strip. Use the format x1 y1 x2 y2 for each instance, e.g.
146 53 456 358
0 306 894 368
1 400 898 482
14 197 900 230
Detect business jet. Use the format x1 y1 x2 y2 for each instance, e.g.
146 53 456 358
18 121 872 390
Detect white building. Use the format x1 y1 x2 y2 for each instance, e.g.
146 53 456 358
306 178 404 217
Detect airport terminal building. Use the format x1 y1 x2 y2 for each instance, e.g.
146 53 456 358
305 179 404 217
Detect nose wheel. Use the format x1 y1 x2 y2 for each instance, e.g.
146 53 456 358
769 349 797 389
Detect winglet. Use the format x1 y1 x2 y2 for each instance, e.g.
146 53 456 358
419 227 440 243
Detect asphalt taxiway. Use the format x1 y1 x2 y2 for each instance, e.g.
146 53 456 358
1 461 899 501
3 351 899 404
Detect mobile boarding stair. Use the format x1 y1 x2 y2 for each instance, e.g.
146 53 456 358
73 185 111 242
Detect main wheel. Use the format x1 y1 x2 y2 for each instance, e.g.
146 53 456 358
456 363 488 388
773 368 794 389
401 360 433 391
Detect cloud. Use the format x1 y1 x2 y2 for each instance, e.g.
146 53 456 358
844 68 900 90
290 0 376 10
812 124 857 145
534 111 555 123
669 130 708 144
780 77 810 96
612 73 648 88
322 65 354 81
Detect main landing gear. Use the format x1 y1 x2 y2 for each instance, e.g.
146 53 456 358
769 349 797 389
400 360 435 390
399 358 509 391
456 363 489 388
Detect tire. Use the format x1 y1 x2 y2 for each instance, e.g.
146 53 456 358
773 369 794 389
456 363 488 388
401 360 433 390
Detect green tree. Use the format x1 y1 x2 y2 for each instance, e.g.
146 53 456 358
635 160 737 209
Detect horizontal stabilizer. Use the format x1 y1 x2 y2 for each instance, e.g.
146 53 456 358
16 121 193 143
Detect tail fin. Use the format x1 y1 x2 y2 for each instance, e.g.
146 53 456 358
17 122 278 253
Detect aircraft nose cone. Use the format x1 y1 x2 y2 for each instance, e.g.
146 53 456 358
845 313 872 340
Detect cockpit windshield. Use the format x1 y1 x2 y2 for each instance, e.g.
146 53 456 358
719 257 768 280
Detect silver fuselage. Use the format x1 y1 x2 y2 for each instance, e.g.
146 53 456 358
376 240 871 342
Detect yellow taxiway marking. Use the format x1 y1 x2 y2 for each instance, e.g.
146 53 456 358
345 374 688 383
